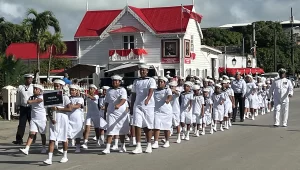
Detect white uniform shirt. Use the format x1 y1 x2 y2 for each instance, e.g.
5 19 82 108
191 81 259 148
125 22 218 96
87 95 99 114
105 87 127 113
203 97 213 115
245 82 257 97
70 96 84 112
132 77 157 107
222 89 230 104
180 92 193 112
171 87 181 114
154 88 172 111
268 78 293 104
192 95 205 115
29 95 46 121
211 93 226 108
55 95 71 114
16 84 33 107
98 96 106 108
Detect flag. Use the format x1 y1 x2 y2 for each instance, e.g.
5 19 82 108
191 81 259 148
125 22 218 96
181 6 203 23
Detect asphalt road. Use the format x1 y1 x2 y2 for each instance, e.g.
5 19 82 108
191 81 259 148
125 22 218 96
1 91 300 170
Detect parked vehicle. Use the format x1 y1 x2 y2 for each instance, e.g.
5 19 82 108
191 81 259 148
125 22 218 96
261 72 279 79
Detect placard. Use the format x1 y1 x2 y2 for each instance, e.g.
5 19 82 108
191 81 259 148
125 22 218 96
43 90 63 107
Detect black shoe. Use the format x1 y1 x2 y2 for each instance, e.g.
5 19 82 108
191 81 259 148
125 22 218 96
240 119 244 122
12 140 23 145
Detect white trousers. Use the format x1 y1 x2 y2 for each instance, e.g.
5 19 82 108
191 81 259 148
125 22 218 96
274 102 289 126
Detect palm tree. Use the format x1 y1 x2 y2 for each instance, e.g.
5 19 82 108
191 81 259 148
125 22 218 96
40 31 66 81
23 9 61 71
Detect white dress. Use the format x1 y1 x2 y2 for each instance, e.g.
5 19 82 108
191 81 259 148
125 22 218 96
171 88 180 126
68 96 84 139
49 95 71 142
154 88 173 130
85 95 101 128
223 88 233 117
202 97 213 125
105 87 129 135
29 95 47 134
192 95 205 124
98 95 107 129
180 92 193 124
212 93 225 121
245 82 258 109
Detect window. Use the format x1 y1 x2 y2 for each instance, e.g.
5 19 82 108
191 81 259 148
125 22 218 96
196 69 200 76
123 35 135 49
192 69 195 76
191 35 194 52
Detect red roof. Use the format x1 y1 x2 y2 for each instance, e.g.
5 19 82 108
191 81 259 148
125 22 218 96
218 67 265 76
109 26 143 33
5 41 77 60
75 5 195 37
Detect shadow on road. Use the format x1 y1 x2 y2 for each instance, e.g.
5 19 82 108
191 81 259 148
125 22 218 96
232 124 275 128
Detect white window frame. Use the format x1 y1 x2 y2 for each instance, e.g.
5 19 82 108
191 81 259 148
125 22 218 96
191 35 194 52
123 35 135 49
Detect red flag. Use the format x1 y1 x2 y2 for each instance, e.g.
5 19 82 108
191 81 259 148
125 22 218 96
181 6 203 23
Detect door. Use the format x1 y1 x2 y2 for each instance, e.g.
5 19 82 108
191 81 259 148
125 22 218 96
211 58 216 78
164 69 176 77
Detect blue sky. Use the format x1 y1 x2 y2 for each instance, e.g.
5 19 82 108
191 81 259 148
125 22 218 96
0 0 299 40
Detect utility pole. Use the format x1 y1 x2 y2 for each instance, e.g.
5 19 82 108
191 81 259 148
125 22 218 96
252 22 257 67
290 7 295 75
274 28 277 72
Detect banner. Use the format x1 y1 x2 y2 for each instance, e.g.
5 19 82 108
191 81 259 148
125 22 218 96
43 90 63 107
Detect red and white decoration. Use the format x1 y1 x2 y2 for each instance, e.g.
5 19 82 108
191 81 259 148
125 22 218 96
182 6 203 23
108 48 147 62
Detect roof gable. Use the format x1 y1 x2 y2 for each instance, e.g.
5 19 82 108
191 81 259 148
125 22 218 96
75 5 195 38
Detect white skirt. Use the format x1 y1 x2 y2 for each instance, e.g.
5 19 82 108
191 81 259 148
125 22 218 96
68 110 83 139
49 113 69 142
107 108 130 135
172 112 180 126
180 110 192 124
245 94 259 109
30 119 46 134
133 106 155 129
213 105 224 121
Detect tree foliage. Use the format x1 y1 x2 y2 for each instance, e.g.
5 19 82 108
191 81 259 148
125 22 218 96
202 28 243 46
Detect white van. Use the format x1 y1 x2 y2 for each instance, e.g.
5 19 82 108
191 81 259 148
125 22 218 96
261 72 279 79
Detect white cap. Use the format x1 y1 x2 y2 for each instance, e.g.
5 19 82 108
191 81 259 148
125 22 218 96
111 75 122 80
102 86 110 90
263 84 267 86
24 74 34 78
203 78 209 82
266 80 270 84
89 84 97 89
98 89 103 94
229 77 235 80
153 76 158 80
226 80 231 83
246 74 253 78
192 85 200 90
215 84 222 88
127 85 133 90
184 81 193 86
195 80 201 84
69 84 80 90
33 84 43 91
222 75 229 79
158 76 168 82
53 79 65 86
138 64 150 69
203 88 210 92
166 71 170 74
221 80 227 84
209 79 214 83
219 78 223 81
169 81 178 87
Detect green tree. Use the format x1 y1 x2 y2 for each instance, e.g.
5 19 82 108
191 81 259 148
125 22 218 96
40 32 66 81
202 28 243 47
23 9 61 71
29 58 72 75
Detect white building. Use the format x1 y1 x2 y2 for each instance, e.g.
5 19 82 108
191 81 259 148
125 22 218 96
74 5 217 78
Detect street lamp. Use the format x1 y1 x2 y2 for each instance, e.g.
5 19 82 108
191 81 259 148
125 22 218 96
232 57 237 66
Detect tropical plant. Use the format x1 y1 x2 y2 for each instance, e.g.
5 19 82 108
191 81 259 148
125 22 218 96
22 9 61 71
40 31 67 81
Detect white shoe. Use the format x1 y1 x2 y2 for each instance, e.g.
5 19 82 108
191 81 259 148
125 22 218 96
60 157 68 163
200 131 205 135
176 137 181 144
190 127 193 132
283 124 287 127
195 130 199 137
181 133 185 140
132 146 143 154
252 115 255 120
41 148 47 154
163 141 170 148
185 135 190 141
229 121 232 127
129 139 137 146
81 143 88 149
210 129 214 134
145 145 152 153
193 129 197 135
111 145 118 151
58 149 64 154
213 126 217 132
152 143 159 149
125 136 130 141
93 136 97 141
43 159 52 165
102 148 110 154
220 126 224 132
119 146 126 153
20 148 28 155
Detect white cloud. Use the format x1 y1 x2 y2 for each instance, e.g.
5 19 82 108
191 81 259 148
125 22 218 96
0 0 300 40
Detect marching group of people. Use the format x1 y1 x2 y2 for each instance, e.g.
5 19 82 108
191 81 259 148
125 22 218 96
13 64 294 165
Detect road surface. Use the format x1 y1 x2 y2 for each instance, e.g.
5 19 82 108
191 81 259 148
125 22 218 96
1 90 300 170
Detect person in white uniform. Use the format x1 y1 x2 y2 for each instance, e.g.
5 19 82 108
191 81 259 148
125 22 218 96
68 85 84 153
131 64 157 154
268 68 293 127
152 76 173 149
43 79 72 165
20 84 47 155
201 88 213 135
191 85 205 137
179 81 194 141
244 75 258 120
169 81 181 143
211 84 226 132
221 80 232 130
126 85 137 146
102 75 129 154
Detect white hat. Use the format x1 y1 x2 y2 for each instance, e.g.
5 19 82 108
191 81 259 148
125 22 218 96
219 78 223 81
153 76 158 80
98 89 103 94
195 80 201 84
169 81 178 87
184 81 193 86
203 88 210 92
203 78 209 82
229 77 235 80
69 84 80 90
24 74 34 78
209 79 214 83
138 64 150 69
226 80 231 83
215 84 222 88
263 84 267 87
222 75 229 79
158 76 168 82
221 80 227 84
166 71 170 74
33 84 43 91
89 84 97 89
278 68 287 73
266 80 270 84
127 85 133 90
192 85 200 90
102 86 110 90
246 74 253 78
111 75 122 80
53 79 65 86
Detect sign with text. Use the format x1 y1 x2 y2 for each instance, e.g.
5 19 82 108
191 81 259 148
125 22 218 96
161 57 180 64
43 90 63 107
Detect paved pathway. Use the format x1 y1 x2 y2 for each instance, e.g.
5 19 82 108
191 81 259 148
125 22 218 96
1 91 300 170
